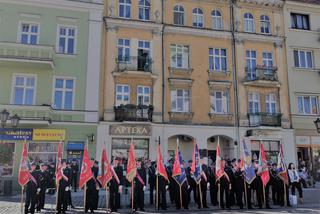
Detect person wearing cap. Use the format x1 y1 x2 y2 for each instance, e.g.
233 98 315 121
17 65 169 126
66 162 75 210
217 159 232 210
109 157 124 212
186 160 197 204
92 160 101 210
229 158 237 207
208 160 218 206
270 162 280 205
47 162 56 195
56 160 71 214
71 159 79 192
234 159 244 209
25 162 40 214
36 163 49 212
252 160 264 209
148 161 156 205
166 158 175 204
133 158 147 211
199 159 209 209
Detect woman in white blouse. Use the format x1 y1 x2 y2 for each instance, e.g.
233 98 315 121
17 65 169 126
288 163 303 203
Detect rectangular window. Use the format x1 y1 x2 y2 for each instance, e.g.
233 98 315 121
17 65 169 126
20 23 39 44
53 78 75 110
209 48 227 72
297 95 318 115
28 142 58 164
171 89 191 112
116 84 130 106
246 50 257 79
293 50 313 69
119 0 131 18
291 13 310 30
138 40 151 71
137 86 150 105
210 90 230 114
0 142 15 177
170 44 189 68
57 26 76 54
118 39 130 62
12 75 36 105
248 92 260 113
266 93 277 113
139 0 150 21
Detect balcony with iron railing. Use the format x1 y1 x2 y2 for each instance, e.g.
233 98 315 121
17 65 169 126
115 56 152 73
114 104 153 122
0 42 55 69
244 65 280 87
247 112 282 127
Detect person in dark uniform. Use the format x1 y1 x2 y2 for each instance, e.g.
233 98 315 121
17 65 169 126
166 158 175 204
47 162 56 195
25 162 40 214
36 163 48 212
186 160 197 204
71 159 79 192
270 163 280 205
208 161 218 206
148 161 156 205
234 159 244 209
253 161 264 209
133 158 146 211
156 169 168 210
229 159 237 206
66 162 75 209
85 173 96 213
218 159 232 210
198 161 209 209
109 157 124 212
56 160 71 214
174 161 189 210
91 160 100 210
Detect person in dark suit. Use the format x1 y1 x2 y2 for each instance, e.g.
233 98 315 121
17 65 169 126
133 158 147 211
218 159 232 210
109 157 124 212
156 168 168 210
234 159 244 209
47 162 56 195
91 161 100 210
166 158 175 204
56 160 71 214
25 162 40 214
208 161 218 206
66 162 75 209
148 161 156 205
36 163 49 212
186 160 197 204
197 161 209 208
71 159 79 192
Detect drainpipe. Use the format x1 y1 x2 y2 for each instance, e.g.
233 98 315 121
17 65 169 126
231 0 240 158
161 0 165 123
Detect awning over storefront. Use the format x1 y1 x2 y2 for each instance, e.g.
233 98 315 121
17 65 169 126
67 141 84 151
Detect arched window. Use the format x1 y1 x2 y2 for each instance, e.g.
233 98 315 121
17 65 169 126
260 15 270 34
119 0 131 18
244 13 255 32
212 10 222 30
173 5 185 25
139 0 150 21
192 8 204 28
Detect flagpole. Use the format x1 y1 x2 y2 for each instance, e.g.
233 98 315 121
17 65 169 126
156 174 159 210
244 180 248 209
84 138 89 213
131 181 134 212
106 186 109 213
20 186 24 214
55 139 63 212
263 185 266 209
218 182 221 209
198 182 203 208
179 185 182 209
284 181 287 207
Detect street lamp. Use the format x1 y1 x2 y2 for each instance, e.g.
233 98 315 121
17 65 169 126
11 114 20 128
314 118 320 134
0 109 10 128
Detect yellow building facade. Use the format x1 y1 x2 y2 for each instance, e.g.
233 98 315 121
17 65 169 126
98 0 295 164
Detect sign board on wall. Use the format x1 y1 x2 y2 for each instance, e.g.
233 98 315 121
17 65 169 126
296 136 310 145
0 128 33 140
110 124 151 136
33 129 65 141
0 128 65 141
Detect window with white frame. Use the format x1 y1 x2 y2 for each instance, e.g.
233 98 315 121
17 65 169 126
262 52 273 68
293 50 313 69
173 5 185 25
192 8 204 28
116 84 130 106
118 39 130 62
170 44 189 68
53 78 75 110
139 0 150 21
119 0 131 18
291 13 310 30
297 95 318 115
20 23 39 44
246 50 257 79
171 89 191 112
137 86 150 105
210 90 230 114
244 13 255 32
248 92 260 113
209 48 227 72
12 75 36 105
266 93 277 113
57 26 76 54
212 10 223 30
260 15 271 34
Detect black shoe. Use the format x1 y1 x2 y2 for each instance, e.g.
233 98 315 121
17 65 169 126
266 206 272 209
204 205 209 208
161 207 167 210
71 205 75 209
140 208 145 211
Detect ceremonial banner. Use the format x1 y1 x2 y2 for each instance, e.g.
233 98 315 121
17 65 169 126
259 144 270 187
55 142 63 185
215 141 224 181
98 146 113 188
79 146 93 188
156 142 168 181
241 139 256 184
191 142 201 184
18 141 31 187
277 143 289 184
126 142 137 183
172 140 186 186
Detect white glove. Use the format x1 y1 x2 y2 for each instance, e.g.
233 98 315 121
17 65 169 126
65 186 69 192
37 188 41 193
45 189 49 193
143 186 146 191
188 185 190 189
165 185 169 190
69 186 72 191
155 170 158 175
119 185 123 194
207 183 210 189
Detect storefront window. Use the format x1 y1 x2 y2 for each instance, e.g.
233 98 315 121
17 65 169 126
28 142 58 164
251 140 280 163
112 138 149 161
0 142 15 177
312 148 320 182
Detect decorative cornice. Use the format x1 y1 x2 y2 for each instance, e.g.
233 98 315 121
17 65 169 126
235 32 285 44
165 26 232 39
238 0 284 7
104 17 163 31
208 80 232 89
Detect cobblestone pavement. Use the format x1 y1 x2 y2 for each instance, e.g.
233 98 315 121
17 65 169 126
1 189 320 214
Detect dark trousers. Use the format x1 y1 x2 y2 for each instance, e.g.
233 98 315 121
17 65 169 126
272 184 279 205
36 188 46 210
57 188 68 212
236 182 244 209
169 179 175 203
175 183 189 209
149 184 155 204
85 189 95 212
246 184 253 208
67 190 73 206
93 189 99 210
134 187 144 210
109 188 120 211
291 181 303 198
196 184 207 208
209 184 218 205
25 190 37 214
72 174 78 191
157 186 167 209
219 184 231 209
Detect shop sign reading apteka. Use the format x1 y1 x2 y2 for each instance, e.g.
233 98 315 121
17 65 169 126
110 124 151 136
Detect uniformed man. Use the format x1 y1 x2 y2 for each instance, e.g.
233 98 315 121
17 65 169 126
270 163 280 205
71 159 79 192
133 158 147 211
166 158 175 204
156 167 168 210
66 162 75 209
253 160 264 209
36 163 48 212
25 162 40 214
56 160 71 214
186 160 197 204
109 157 123 213
234 159 244 209
218 159 232 210
92 160 100 210
174 161 189 210
85 170 96 213
229 159 237 206
148 161 156 205
199 160 209 208
208 161 218 206
47 162 56 194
